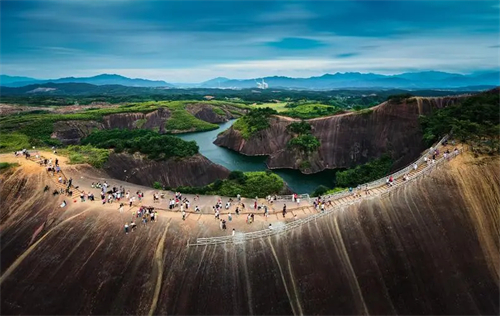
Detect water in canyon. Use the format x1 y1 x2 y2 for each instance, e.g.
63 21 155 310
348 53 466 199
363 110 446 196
177 120 335 193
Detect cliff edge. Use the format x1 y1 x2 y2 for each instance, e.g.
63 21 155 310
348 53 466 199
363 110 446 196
215 96 463 173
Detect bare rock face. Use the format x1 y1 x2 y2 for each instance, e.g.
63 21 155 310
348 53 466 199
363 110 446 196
0 152 498 315
101 108 172 132
51 120 104 145
103 152 230 188
215 96 463 173
185 103 229 123
50 104 240 145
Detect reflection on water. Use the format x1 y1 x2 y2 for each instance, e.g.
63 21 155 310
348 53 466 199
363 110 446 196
177 120 334 193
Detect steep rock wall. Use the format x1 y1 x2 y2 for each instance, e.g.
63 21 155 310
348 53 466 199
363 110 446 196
51 120 104 145
0 153 498 315
103 152 230 188
185 103 239 123
215 96 463 173
50 104 239 145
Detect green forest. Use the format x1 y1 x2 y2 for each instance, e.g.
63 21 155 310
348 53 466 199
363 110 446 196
175 171 285 197
81 129 199 161
420 90 499 151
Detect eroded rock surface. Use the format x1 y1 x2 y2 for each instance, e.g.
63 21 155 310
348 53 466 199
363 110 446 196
0 153 498 315
103 152 230 188
215 96 463 173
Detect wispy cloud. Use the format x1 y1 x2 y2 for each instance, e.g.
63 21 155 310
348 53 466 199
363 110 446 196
1 0 498 82
335 53 359 58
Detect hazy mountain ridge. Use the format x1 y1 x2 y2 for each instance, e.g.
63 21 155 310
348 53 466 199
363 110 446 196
1 70 499 90
0 74 173 88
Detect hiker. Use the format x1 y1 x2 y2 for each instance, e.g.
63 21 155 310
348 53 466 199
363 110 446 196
80 192 85 202
222 220 227 230
232 228 235 236
124 223 129 234
182 210 186 221
413 163 418 171
195 205 200 212
55 158 59 166
119 203 124 213
237 194 241 202
269 224 273 230
130 221 136 232
60 200 67 208
282 204 287 218
228 213 232 222
235 207 239 216
294 214 298 220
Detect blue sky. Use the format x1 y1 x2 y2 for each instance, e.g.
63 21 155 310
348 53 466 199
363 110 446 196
1 0 499 82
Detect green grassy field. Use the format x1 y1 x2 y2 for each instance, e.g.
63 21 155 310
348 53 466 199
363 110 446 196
251 102 288 112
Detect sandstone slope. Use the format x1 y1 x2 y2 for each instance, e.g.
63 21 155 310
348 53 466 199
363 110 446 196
0 152 498 315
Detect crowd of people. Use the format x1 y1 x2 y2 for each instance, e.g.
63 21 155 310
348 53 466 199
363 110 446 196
18 140 460 237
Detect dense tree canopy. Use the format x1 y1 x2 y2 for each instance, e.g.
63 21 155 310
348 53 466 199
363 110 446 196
81 129 199 160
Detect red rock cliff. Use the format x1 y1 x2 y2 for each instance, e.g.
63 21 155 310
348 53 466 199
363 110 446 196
103 152 230 188
215 96 463 173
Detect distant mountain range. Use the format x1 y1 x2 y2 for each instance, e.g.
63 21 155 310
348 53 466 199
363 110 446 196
1 71 499 90
0 74 173 88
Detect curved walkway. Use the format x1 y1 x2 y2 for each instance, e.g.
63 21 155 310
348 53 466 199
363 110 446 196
190 140 461 246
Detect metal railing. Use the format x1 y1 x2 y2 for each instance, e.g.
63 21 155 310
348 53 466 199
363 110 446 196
189 147 461 247
320 134 450 201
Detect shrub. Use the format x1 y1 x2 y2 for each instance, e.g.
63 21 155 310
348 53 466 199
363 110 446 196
312 185 329 197
176 171 285 198
228 170 247 184
288 134 320 153
420 91 499 147
0 162 19 171
233 107 278 139
153 181 163 190
81 129 199 161
387 93 413 102
282 103 343 119
335 154 393 187
287 121 312 134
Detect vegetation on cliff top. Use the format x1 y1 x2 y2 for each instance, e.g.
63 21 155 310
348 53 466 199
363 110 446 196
335 154 393 187
59 145 110 168
0 162 19 172
0 100 245 147
174 170 285 197
282 103 344 119
232 107 278 139
0 133 31 152
81 129 199 161
287 121 321 154
420 90 499 152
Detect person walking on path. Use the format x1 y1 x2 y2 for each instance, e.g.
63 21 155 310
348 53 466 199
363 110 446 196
282 204 287 218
